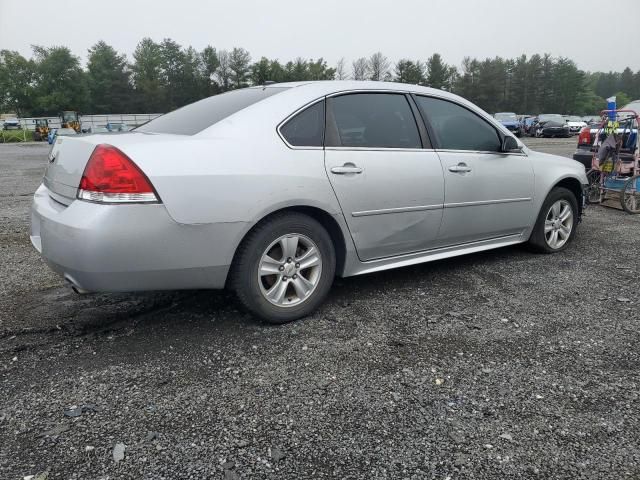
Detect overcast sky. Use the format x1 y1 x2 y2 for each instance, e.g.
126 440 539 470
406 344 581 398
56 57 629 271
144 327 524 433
1 0 638 72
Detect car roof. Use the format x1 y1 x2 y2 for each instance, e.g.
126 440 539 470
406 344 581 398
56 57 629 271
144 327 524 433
197 80 509 138
275 80 458 98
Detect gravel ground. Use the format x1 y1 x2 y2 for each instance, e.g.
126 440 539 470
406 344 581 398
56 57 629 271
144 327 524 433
1 138 639 479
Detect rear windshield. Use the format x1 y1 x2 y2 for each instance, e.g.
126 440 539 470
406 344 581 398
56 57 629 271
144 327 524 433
136 86 289 135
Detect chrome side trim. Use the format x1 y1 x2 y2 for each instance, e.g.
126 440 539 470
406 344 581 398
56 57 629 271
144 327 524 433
436 148 527 157
326 146 434 153
352 204 442 217
348 233 524 277
444 197 532 209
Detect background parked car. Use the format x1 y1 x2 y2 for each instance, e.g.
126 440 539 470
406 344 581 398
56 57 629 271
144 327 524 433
564 115 587 135
85 126 110 134
583 115 602 125
48 127 77 144
2 118 21 130
522 116 537 136
106 122 131 132
494 112 522 137
531 114 571 138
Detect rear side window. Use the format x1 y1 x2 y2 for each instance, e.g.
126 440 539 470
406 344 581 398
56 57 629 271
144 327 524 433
326 93 421 149
280 100 325 147
415 96 501 152
136 87 289 135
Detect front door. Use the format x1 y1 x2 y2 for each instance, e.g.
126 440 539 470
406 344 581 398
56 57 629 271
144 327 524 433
414 95 534 245
324 93 445 261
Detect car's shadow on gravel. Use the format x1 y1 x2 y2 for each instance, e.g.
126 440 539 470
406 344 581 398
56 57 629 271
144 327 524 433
4 242 543 359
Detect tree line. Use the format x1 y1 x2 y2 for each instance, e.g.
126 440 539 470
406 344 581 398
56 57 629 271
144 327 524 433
1 38 639 118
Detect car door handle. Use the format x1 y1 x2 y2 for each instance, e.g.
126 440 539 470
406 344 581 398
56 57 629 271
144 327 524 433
448 163 472 173
331 164 363 175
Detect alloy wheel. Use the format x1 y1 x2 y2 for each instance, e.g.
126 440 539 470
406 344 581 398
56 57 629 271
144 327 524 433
258 234 322 307
544 200 574 249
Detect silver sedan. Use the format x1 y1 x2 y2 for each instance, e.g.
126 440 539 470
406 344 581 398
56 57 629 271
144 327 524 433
31 81 588 323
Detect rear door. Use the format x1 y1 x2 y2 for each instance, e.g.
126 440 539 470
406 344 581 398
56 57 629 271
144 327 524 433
324 92 445 261
414 95 534 246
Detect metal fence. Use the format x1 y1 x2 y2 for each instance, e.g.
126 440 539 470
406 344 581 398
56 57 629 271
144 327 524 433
16 113 163 131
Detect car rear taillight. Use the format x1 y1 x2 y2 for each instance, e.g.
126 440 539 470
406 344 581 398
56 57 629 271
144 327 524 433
578 127 591 146
78 144 160 203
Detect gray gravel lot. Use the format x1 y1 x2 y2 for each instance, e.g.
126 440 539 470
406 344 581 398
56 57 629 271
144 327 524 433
1 137 639 479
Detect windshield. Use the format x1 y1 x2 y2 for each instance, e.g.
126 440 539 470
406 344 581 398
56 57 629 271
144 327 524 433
567 116 583 122
494 113 518 121
136 86 290 135
538 114 565 123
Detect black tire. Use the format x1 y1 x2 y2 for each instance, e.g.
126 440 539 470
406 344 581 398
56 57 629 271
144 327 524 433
232 212 336 324
527 187 578 253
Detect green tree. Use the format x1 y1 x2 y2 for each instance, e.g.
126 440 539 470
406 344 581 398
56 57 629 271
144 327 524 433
454 56 480 103
619 67 635 98
394 59 424 84
157 40 206 109
228 47 251 88
131 38 166 112
308 58 335 80
86 41 133 113
251 57 272 85
426 53 455 90
32 46 88 115
613 91 631 108
201 46 220 94
0 50 36 116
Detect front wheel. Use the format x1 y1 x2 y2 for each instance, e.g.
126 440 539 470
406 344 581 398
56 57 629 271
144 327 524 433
527 187 578 253
232 212 336 324
621 175 640 214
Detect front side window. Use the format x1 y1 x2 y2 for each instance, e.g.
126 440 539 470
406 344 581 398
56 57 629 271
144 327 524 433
279 100 324 147
326 93 421 149
415 96 501 152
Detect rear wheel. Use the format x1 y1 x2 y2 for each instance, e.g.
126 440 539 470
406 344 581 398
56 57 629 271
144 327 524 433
232 212 336 323
527 187 578 253
621 175 640 214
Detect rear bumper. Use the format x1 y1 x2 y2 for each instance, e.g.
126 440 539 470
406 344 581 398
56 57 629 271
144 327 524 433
572 148 592 169
30 184 247 292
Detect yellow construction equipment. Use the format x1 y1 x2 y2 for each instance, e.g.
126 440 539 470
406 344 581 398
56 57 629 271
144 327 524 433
60 111 81 132
33 119 49 141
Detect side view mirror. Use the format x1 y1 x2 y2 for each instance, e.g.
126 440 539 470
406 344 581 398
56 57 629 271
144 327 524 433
502 136 521 153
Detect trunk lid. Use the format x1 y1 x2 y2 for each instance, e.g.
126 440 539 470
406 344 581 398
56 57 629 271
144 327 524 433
44 136 101 203
43 133 183 204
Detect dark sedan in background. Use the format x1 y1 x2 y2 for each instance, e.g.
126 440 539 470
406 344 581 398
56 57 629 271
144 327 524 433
531 114 571 138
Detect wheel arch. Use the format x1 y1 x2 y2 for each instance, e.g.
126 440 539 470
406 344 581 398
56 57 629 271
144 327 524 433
551 176 585 218
226 205 349 287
